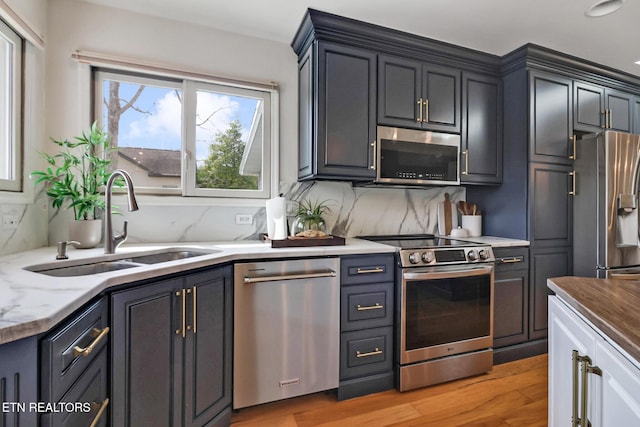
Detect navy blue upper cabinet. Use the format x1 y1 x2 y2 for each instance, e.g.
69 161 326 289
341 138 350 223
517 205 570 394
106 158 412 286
378 55 461 133
297 41 377 181
574 81 635 133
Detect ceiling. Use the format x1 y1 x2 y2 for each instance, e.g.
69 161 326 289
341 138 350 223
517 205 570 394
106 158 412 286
79 0 640 77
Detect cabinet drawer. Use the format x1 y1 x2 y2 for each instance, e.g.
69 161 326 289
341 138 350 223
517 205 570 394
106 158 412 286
493 247 529 272
341 254 395 285
41 297 109 403
340 326 393 380
41 348 109 427
341 283 393 332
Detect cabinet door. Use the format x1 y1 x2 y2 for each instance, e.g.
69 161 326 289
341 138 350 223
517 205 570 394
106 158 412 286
530 71 573 164
530 246 572 341
461 72 502 184
183 267 232 427
634 97 640 134
493 269 528 348
422 64 460 133
111 277 183 427
316 42 377 180
529 162 573 247
605 88 633 133
0 337 38 427
595 339 640 425
548 296 597 427
377 55 422 129
574 81 604 132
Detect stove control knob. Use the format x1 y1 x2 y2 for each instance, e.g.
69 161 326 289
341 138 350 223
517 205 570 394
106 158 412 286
478 249 489 260
408 252 421 264
467 249 478 261
421 251 435 264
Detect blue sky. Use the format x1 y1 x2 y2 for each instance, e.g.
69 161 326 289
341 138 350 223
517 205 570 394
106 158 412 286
103 81 259 161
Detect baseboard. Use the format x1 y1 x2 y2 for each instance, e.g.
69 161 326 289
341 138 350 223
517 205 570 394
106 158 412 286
337 371 394 401
493 339 548 365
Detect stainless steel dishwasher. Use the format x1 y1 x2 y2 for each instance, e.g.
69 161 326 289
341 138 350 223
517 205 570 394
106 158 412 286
233 258 340 409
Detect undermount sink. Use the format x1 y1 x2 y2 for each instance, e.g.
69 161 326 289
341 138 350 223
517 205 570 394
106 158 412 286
34 260 139 277
123 249 214 264
26 247 221 277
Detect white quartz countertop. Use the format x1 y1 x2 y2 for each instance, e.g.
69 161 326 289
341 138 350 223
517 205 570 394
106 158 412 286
460 236 530 247
0 234 528 345
0 238 394 345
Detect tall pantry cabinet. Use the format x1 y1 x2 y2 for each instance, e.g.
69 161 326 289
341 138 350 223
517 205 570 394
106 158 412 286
468 46 576 359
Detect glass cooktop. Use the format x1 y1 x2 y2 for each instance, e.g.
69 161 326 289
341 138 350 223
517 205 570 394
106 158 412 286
359 234 481 249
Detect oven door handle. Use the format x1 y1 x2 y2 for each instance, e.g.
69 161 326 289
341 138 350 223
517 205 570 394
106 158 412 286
403 265 493 281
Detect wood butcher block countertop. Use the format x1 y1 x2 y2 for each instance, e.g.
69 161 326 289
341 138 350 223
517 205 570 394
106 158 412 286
548 276 640 364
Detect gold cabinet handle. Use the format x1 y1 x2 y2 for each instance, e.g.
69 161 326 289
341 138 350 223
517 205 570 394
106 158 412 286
571 350 602 427
356 303 384 311
356 347 383 358
370 140 376 171
569 171 576 196
497 257 523 264
572 350 579 427
175 289 186 337
73 327 110 358
424 98 429 123
89 398 110 427
356 267 384 274
192 286 197 334
569 135 577 160
417 98 423 122
601 110 607 129
608 109 613 129
461 149 469 175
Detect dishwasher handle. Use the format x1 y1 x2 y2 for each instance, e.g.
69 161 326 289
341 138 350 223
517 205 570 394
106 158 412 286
244 270 337 284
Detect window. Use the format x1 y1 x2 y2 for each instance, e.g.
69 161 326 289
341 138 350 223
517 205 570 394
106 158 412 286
0 18 22 192
95 69 275 199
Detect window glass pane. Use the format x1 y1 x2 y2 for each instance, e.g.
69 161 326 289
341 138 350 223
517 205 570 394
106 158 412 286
194 89 262 191
0 19 20 191
0 35 11 180
102 78 182 189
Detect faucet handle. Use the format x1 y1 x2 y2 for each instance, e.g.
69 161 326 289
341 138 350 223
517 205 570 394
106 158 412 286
56 241 80 260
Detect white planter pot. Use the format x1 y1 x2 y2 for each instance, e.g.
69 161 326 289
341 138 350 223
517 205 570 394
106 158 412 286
68 219 102 249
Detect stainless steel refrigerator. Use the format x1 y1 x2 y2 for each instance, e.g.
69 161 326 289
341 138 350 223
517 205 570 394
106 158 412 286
574 130 640 278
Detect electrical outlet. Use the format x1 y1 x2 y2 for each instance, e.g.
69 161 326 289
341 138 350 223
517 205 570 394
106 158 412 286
2 215 19 230
235 214 253 225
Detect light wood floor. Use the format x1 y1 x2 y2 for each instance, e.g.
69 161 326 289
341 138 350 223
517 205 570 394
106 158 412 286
231 354 548 426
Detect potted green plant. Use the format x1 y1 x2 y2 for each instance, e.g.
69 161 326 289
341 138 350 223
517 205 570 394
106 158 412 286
291 198 330 238
32 121 119 248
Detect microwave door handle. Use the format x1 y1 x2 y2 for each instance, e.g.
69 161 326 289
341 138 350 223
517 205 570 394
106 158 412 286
403 265 493 281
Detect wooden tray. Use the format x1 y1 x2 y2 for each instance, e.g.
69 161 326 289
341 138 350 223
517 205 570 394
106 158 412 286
270 235 345 248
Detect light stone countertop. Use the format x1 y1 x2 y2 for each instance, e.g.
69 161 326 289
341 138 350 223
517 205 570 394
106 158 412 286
0 235 529 346
0 238 394 345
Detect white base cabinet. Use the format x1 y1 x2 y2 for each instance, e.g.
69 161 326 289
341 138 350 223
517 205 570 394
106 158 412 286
549 295 640 426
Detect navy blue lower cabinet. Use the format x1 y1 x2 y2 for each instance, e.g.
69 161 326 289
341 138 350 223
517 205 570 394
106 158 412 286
338 255 395 400
0 336 38 427
111 265 232 427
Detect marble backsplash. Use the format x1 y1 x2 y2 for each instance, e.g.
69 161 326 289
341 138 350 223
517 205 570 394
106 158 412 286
6 182 465 254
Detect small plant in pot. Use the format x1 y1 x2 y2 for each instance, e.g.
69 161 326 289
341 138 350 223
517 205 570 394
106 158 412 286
291 198 330 238
32 122 120 248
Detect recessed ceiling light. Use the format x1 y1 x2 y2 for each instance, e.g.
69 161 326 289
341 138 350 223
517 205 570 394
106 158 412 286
586 0 625 17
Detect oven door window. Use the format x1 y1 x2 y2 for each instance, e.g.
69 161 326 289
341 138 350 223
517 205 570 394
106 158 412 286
405 274 491 350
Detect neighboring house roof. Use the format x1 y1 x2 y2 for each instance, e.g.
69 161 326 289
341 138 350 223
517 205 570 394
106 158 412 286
118 147 181 177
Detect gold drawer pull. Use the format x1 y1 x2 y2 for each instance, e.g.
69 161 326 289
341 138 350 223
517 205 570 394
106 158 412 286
356 303 384 311
498 257 523 264
89 398 109 427
73 326 110 358
356 267 384 274
356 348 383 358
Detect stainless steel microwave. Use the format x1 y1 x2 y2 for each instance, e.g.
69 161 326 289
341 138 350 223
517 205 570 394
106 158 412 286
375 126 461 186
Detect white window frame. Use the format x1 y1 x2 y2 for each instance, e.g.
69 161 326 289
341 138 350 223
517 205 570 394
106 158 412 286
94 68 278 200
0 18 22 193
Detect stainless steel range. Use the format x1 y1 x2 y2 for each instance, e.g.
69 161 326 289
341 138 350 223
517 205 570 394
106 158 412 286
361 234 495 391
